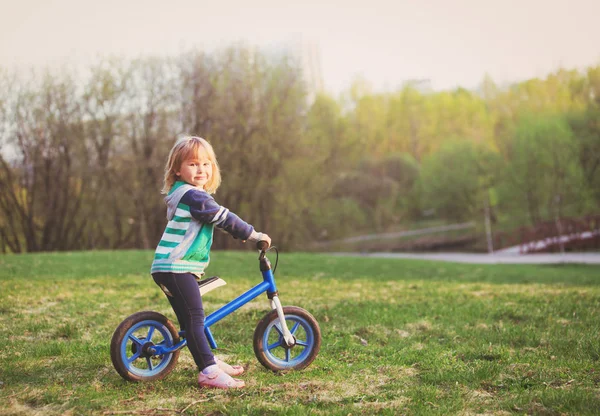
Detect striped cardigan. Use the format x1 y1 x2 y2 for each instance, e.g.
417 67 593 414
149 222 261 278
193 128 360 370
150 181 258 275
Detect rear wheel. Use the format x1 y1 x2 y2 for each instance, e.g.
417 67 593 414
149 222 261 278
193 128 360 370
110 311 180 382
253 306 321 372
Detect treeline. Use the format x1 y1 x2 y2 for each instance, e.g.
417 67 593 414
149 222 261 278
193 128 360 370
0 46 598 253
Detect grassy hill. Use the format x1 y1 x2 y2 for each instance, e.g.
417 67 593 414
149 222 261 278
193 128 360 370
1 250 599 415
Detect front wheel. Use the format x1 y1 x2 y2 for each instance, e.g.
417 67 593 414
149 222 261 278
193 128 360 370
253 306 321 372
110 311 180 382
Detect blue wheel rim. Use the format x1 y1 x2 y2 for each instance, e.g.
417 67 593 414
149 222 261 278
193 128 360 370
262 314 315 369
120 320 175 378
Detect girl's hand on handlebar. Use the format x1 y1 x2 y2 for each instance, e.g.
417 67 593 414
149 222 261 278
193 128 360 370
259 233 271 248
256 233 271 251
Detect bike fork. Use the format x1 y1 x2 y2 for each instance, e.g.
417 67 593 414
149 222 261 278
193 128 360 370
270 295 296 346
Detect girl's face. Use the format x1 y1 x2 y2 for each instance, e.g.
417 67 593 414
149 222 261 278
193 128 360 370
176 151 213 189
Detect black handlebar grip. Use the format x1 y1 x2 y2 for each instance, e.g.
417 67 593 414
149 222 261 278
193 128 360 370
257 241 269 251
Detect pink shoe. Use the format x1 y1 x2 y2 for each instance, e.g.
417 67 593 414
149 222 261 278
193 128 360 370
198 368 245 389
216 357 244 376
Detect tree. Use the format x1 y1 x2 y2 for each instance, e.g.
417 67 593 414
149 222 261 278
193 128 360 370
82 58 137 248
124 57 179 249
0 70 88 251
501 115 588 225
379 153 421 219
568 107 600 207
419 140 501 222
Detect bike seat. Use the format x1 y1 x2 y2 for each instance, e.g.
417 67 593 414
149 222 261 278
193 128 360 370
197 276 226 295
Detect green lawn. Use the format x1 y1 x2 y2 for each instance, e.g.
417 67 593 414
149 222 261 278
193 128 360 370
1 250 599 415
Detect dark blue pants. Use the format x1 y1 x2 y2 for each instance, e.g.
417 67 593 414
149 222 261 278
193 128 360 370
152 272 215 371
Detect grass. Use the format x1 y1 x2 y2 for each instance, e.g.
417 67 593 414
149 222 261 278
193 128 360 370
1 250 600 415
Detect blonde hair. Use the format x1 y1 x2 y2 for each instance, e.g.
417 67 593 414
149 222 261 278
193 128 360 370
162 136 222 194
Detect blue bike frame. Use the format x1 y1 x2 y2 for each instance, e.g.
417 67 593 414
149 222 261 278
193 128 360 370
152 266 277 355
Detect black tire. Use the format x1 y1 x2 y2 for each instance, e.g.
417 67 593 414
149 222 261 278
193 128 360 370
253 306 321 372
110 311 180 382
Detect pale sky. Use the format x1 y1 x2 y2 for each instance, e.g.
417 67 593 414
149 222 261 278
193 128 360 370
1 0 599 93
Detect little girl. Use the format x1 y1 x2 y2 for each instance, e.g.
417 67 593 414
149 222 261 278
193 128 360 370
151 136 271 389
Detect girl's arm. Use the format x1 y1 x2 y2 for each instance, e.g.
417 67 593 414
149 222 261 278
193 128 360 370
181 189 259 241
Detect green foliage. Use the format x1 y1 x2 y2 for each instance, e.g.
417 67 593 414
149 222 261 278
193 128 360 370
379 153 422 220
309 197 368 240
1 54 599 252
568 107 600 205
501 114 589 224
370 153 420 192
419 141 502 221
328 153 421 231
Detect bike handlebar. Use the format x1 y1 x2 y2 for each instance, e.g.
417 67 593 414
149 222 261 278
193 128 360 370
257 240 277 272
256 240 269 252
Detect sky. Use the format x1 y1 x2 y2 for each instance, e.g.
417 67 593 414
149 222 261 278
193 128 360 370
1 0 599 94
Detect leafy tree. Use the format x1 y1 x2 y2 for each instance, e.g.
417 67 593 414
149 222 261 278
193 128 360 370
568 107 600 206
195 46 308 249
298 93 353 240
308 197 367 240
419 140 501 222
381 153 421 219
1 50 599 253
500 115 588 225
